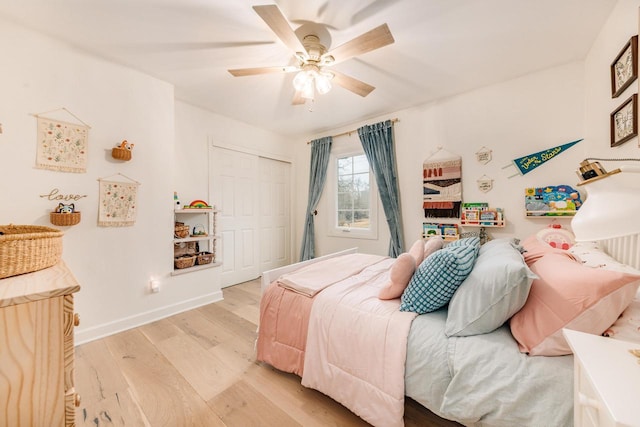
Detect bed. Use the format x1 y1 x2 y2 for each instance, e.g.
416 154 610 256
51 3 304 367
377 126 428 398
255 235 640 427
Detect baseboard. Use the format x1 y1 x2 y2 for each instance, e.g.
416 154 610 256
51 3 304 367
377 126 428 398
74 290 224 345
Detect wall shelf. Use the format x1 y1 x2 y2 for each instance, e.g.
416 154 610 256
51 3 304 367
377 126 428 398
172 207 219 275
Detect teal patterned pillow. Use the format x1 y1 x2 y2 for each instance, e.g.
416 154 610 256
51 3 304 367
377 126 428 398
400 237 480 314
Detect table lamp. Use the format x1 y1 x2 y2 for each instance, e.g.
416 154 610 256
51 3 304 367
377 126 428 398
571 159 640 242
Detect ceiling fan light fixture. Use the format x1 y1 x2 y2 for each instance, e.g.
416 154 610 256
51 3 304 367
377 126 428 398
315 72 332 95
300 78 315 100
293 69 312 91
293 66 334 98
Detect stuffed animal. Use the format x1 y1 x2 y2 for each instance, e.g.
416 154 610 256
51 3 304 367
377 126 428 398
118 140 135 151
57 203 75 214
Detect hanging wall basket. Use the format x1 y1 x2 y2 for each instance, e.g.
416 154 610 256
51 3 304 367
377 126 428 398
50 211 81 226
111 140 134 161
111 147 132 161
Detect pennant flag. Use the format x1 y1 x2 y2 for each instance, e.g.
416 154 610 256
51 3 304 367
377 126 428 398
504 139 582 177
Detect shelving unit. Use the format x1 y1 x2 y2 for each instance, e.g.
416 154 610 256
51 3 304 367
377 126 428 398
172 207 221 275
459 204 505 244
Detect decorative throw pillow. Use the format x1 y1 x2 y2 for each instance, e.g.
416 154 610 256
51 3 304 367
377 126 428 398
423 236 444 262
378 253 417 300
408 239 424 267
510 252 640 356
521 234 577 267
446 236 480 248
400 237 480 314
445 238 536 337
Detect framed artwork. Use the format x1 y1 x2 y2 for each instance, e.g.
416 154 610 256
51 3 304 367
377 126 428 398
611 35 638 98
610 94 637 147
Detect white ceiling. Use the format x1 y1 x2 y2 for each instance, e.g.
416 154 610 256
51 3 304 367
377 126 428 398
0 0 617 138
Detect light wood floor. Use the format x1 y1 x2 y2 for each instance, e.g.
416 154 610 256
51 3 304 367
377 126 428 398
75 279 462 427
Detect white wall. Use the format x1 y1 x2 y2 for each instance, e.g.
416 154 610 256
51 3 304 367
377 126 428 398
174 100 296 205
294 0 640 258
583 0 640 160
0 18 294 344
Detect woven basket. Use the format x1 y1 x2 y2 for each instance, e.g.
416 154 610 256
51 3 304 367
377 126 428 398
50 211 81 226
0 225 64 279
196 251 214 265
174 224 189 239
174 255 196 269
111 147 132 161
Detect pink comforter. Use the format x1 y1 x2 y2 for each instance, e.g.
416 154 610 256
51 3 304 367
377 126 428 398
256 282 313 376
256 253 387 376
301 257 417 427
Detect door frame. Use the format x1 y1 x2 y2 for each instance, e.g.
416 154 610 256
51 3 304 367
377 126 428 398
208 139 295 285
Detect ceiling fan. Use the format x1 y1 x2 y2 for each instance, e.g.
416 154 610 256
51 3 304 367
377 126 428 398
228 4 395 105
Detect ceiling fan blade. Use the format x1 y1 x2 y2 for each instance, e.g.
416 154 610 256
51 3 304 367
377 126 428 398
292 91 306 105
228 65 298 77
253 5 307 54
325 23 394 65
331 70 375 97
121 41 275 53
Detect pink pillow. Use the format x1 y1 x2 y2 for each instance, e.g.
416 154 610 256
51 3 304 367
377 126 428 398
408 239 424 266
423 236 443 262
521 234 577 267
378 253 416 300
510 252 640 356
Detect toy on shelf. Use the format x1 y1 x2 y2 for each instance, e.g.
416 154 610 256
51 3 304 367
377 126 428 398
191 224 207 237
460 203 505 227
536 223 575 250
525 185 582 217
183 199 212 209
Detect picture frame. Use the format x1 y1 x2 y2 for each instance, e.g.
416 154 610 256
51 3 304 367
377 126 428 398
610 94 638 147
610 35 638 98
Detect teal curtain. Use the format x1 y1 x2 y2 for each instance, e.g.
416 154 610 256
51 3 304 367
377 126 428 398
357 120 404 257
300 136 333 261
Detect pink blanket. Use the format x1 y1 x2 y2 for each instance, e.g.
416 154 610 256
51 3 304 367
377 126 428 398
256 281 313 376
257 253 387 375
277 253 387 297
301 257 417 427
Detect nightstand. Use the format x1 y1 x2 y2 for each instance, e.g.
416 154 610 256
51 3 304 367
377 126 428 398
564 329 640 427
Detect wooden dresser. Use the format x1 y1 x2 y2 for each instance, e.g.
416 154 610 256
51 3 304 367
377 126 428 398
0 261 81 427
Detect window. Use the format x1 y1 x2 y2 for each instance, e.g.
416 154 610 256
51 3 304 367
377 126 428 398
327 151 377 239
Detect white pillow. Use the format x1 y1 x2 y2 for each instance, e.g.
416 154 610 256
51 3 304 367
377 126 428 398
445 238 536 337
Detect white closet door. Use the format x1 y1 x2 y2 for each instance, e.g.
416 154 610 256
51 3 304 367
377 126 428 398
211 146 292 288
258 157 291 274
212 147 260 287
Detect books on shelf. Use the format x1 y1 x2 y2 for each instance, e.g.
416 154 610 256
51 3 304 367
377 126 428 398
460 203 505 227
423 222 459 241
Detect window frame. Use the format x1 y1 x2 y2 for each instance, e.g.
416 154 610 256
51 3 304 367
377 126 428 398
326 147 378 240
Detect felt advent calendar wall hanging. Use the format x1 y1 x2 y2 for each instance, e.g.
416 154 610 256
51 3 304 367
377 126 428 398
423 148 462 218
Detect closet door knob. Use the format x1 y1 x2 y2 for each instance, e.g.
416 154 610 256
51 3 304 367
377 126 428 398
74 313 80 327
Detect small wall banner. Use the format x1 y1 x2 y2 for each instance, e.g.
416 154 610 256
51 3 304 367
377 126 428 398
504 138 582 178
98 174 140 227
423 147 462 218
34 108 90 173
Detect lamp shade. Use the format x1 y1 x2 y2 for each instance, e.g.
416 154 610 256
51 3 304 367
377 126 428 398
571 165 640 241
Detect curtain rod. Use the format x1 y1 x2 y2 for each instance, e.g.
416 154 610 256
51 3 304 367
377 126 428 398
306 118 399 144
